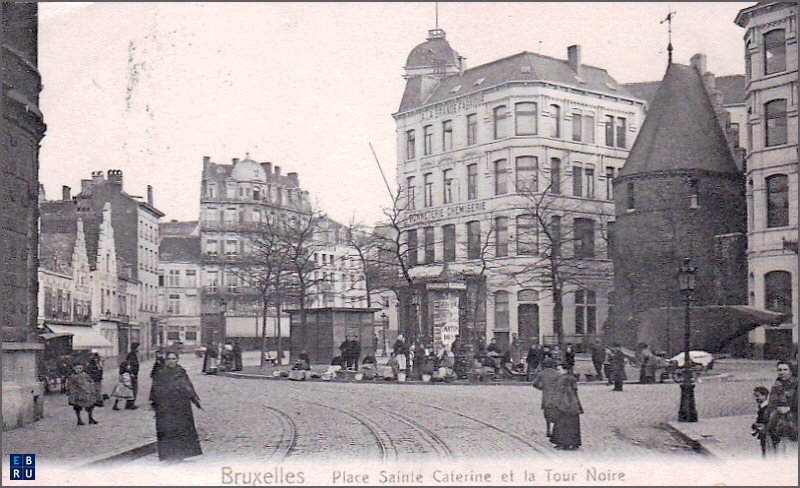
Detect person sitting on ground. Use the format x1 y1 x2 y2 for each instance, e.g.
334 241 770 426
359 354 377 380
383 353 398 380
297 350 311 370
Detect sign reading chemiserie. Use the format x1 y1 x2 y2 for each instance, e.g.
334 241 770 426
405 200 487 225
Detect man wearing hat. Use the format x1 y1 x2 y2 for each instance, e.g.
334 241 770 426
124 342 141 409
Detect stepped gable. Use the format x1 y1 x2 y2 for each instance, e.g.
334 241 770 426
619 63 739 178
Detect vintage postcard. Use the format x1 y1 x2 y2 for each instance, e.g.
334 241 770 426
1 1 798 486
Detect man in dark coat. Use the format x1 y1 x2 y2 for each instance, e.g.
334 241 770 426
232 340 243 371
350 336 362 369
590 339 606 381
124 342 141 409
340 336 353 371
526 344 543 381
85 352 104 407
610 344 626 392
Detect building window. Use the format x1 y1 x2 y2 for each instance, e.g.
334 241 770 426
168 294 180 315
764 270 792 315
549 104 561 138
467 113 478 146
493 105 508 139
495 216 509 257
550 158 561 195
572 165 583 197
764 29 786 75
185 269 197 287
467 164 478 200
516 214 537 255
424 173 434 207
494 159 508 195
167 326 180 341
406 176 416 210
583 113 595 143
406 229 418 266
605 115 614 146
443 169 454 204
729 123 740 149
572 110 583 142
423 125 433 155
605 167 615 200
616 117 626 148
405 130 416 159
574 289 597 335
573 218 595 258
442 120 453 151
766 174 789 228
168 269 180 287
585 167 595 199
515 156 538 193
765 99 787 147
467 221 481 259
227 274 238 293
207 184 216 199
443 224 456 262
226 239 238 257
206 239 218 256
551 216 561 257
185 327 198 341
626 181 635 210
424 226 435 263
515 102 538 136
494 291 509 330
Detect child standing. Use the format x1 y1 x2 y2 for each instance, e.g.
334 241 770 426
751 386 770 457
111 361 135 410
66 363 98 425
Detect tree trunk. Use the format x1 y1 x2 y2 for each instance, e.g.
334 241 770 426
276 293 283 366
260 296 269 368
553 287 564 348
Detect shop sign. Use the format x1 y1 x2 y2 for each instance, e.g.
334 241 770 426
406 200 487 226
421 94 484 121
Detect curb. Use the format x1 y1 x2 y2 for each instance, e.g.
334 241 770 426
664 422 713 457
80 440 157 467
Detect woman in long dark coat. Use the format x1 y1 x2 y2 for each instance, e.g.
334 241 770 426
551 365 583 450
531 358 560 438
149 351 203 462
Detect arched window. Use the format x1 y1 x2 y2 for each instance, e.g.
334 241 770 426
493 105 509 139
765 99 787 147
764 271 792 316
766 174 789 227
518 289 540 302
764 29 786 75
494 291 510 330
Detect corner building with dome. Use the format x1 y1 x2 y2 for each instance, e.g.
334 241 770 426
393 28 646 352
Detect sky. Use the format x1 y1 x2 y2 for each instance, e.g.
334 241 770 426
37 2 750 226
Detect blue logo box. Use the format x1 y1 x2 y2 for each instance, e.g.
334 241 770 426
9 454 35 480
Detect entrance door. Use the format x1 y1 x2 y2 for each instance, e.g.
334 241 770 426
764 328 793 360
518 304 540 348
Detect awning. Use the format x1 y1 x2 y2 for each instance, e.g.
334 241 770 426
45 324 114 349
632 305 787 354
39 332 74 341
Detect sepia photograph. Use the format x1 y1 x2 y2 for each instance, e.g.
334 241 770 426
1 1 798 486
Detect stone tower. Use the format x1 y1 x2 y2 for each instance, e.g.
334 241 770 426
608 57 746 347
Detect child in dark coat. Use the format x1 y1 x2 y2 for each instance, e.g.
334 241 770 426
751 386 770 457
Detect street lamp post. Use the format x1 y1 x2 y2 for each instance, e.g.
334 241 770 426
219 299 228 345
677 257 698 422
381 312 388 356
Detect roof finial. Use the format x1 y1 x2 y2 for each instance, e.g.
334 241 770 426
245 151 250 160
660 6 677 65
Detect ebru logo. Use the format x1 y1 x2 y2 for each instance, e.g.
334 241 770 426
9 454 35 480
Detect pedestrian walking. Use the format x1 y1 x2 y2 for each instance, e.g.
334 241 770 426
111 361 135 410
124 342 140 409
610 343 626 391
149 351 203 463
751 386 771 457
66 363 98 425
150 350 166 379
590 339 606 381
551 364 583 450
85 351 104 407
563 343 576 375
232 339 243 371
531 358 560 438
202 341 218 374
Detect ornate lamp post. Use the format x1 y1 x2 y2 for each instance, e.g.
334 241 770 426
677 258 698 422
219 299 228 344
381 312 389 356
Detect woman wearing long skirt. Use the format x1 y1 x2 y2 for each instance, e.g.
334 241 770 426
551 365 583 450
149 351 203 462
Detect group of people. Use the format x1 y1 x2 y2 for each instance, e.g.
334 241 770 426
338 335 362 371
752 361 798 457
201 340 243 374
532 358 584 450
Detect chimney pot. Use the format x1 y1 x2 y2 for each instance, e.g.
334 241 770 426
147 185 153 206
232 158 240 165
203 156 211 165
567 45 582 75
62 185 71 201
690 53 707 75
274 165 281 176
287 172 300 187
92 171 104 184
81 179 92 194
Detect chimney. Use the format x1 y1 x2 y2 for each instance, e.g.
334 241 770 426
232 158 240 165
274 165 281 176
91 171 104 185
567 45 582 75
458 55 466 74
203 156 211 165
62 185 71 201
107 169 123 186
287 172 299 187
690 53 707 75
147 185 153 206
81 179 92 194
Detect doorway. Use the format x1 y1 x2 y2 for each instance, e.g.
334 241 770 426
518 303 540 348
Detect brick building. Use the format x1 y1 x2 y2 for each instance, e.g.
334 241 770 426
2 2 47 430
393 28 645 352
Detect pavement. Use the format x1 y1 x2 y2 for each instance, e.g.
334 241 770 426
1 353 789 470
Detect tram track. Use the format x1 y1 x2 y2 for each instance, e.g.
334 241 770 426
377 406 454 460
262 405 298 461
309 402 396 461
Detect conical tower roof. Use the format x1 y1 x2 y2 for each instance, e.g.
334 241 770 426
619 63 739 178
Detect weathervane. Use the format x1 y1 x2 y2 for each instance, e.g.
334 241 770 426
660 7 677 64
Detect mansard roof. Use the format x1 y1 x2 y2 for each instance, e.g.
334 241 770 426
623 74 745 107
619 63 739 178
398 51 633 113
159 236 201 263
